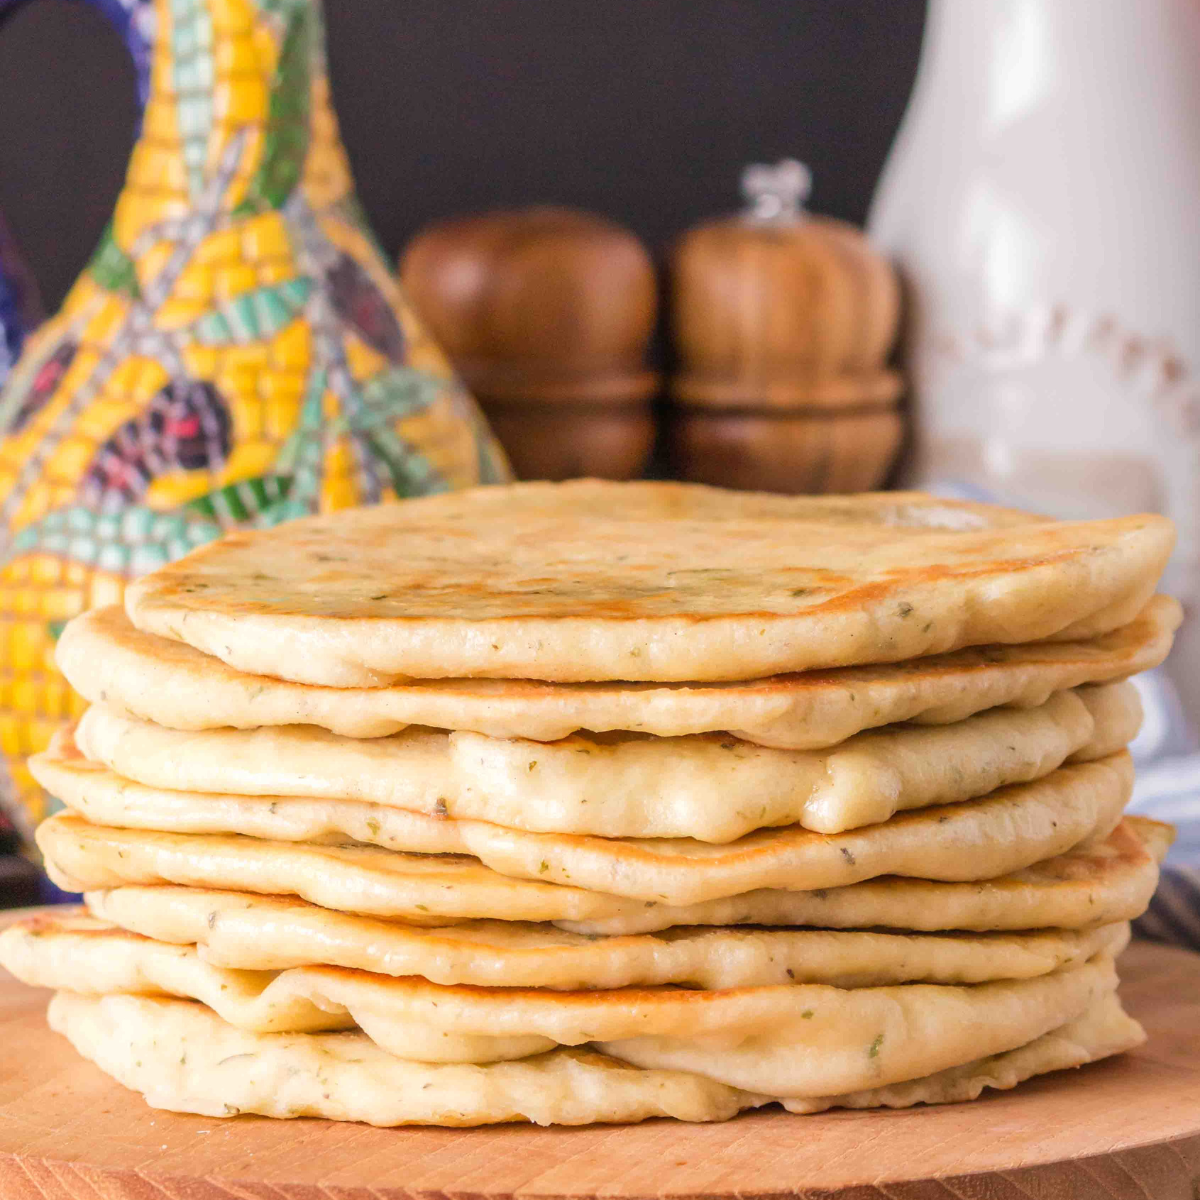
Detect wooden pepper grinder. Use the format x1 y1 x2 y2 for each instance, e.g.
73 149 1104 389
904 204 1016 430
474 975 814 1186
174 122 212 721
400 207 658 481
669 160 903 493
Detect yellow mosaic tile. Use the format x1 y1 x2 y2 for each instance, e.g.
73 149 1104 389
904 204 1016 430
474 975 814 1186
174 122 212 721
209 0 256 37
40 589 82 623
134 240 178 291
27 718 57 758
180 343 221 380
46 438 95 482
263 388 302 440
223 340 271 372
154 295 212 329
10 679 37 721
218 438 277 483
228 392 264 439
193 226 243 267
212 261 260 304
0 716 21 760
11 481 54 532
145 471 220 508
270 318 311 371
59 343 106 398
132 357 171 401
82 295 132 344
136 100 180 148
344 331 389 382
172 260 215 305
320 436 358 512
88 573 126 611
240 211 291 260
62 562 88 588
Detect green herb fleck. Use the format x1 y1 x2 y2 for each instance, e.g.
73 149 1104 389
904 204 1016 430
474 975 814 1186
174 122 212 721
869 1033 884 1058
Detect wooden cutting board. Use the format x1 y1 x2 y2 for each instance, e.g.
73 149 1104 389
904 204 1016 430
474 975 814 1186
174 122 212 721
1 919 1198 1200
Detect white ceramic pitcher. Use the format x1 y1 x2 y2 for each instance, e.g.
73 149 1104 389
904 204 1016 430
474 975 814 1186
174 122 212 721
869 0 1200 717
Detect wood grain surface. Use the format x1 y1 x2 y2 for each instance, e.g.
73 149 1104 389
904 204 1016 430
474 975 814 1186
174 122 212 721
1 916 1198 1200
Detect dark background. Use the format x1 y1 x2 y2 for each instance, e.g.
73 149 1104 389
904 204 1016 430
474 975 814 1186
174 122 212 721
0 0 926 314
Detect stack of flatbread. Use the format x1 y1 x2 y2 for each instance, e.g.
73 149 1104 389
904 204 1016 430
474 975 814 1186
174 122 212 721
0 482 1181 1127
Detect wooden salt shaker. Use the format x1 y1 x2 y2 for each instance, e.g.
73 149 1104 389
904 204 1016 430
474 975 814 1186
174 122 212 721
400 207 658 481
669 161 903 493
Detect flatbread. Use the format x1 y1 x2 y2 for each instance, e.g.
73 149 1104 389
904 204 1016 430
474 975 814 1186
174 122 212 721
561 817 1172 936
86 887 1132 990
58 598 1179 748
4 915 1115 1092
121 481 1175 684
591 956 1117 1095
46 987 1140 1124
35 794 1156 935
1 912 352 1036
37 812 621 926
35 746 1133 906
782 989 1144 1112
73 682 1141 840
48 992 764 1126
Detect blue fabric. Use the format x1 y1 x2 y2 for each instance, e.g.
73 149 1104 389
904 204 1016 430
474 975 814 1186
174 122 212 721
1126 671 1200 949
0 265 26 375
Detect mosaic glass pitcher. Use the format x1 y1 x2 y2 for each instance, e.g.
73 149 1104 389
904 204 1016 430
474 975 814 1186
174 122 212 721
0 0 510 837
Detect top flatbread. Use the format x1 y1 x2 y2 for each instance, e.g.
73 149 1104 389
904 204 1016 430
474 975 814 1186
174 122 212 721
122 481 1175 685
57 598 1179 746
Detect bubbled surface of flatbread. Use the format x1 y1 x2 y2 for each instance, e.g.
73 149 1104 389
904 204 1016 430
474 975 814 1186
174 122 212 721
58 599 1179 746
122 481 1176 685
35 742 1133 906
85 886 1131 990
73 682 1141 840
